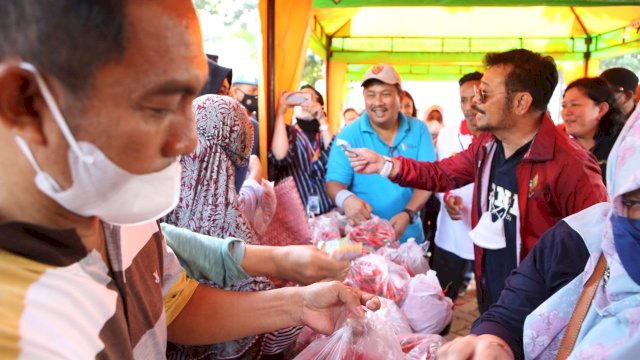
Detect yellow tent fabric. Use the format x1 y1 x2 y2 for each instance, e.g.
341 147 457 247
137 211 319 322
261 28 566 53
260 2 640 159
258 0 313 173
317 6 640 38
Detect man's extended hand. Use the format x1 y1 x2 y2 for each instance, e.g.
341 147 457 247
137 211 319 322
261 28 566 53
348 148 386 174
298 282 380 335
445 194 464 220
274 245 351 285
437 334 514 360
343 195 373 226
389 211 410 239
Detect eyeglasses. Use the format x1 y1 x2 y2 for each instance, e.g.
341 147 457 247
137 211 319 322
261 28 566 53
473 85 510 104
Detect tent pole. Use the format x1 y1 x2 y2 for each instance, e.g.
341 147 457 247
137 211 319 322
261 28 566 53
570 7 592 77
326 35 332 128
267 0 275 153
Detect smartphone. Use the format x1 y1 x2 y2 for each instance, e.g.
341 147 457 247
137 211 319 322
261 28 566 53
336 139 358 157
285 92 312 106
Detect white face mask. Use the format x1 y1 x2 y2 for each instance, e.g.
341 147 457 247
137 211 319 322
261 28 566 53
15 62 182 226
468 209 507 250
293 105 314 121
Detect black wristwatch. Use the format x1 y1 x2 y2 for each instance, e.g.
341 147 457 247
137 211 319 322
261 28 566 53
402 208 418 224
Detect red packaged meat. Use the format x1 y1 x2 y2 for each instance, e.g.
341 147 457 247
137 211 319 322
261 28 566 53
345 254 411 303
346 215 397 250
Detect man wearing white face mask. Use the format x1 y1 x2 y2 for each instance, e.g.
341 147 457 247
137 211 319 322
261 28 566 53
270 84 335 215
0 1 379 358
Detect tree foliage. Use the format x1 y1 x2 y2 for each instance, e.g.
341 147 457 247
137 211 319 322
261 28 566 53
601 53 640 74
302 52 325 88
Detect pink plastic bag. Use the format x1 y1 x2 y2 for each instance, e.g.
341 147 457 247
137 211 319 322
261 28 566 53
400 270 453 334
345 254 411 303
398 333 445 359
346 215 397 250
293 312 404 360
378 238 430 276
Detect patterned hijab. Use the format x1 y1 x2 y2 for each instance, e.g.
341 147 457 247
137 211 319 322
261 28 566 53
164 94 256 243
523 106 640 359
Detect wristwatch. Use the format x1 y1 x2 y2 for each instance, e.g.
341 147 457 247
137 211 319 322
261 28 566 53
402 208 418 224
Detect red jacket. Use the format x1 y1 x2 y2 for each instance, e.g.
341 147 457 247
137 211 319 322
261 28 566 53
391 113 608 295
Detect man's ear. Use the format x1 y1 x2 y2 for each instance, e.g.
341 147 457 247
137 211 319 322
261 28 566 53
0 63 47 145
512 92 534 116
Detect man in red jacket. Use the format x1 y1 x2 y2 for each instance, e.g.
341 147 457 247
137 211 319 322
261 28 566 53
348 49 608 313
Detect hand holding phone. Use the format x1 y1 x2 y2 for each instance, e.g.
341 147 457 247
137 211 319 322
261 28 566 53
285 92 312 106
336 139 358 157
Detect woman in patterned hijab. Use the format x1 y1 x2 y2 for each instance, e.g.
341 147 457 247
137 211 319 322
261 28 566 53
164 94 299 359
165 94 255 243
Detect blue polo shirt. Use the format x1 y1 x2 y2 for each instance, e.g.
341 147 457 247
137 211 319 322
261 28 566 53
326 112 436 243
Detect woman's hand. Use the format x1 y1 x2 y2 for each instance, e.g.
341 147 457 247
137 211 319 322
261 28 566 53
297 281 380 335
274 245 351 285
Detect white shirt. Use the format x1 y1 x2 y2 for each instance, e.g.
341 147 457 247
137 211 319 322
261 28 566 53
433 123 475 260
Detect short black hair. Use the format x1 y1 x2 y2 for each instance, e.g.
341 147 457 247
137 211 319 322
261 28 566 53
300 84 324 106
343 107 357 116
484 49 558 112
400 90 417 117
565 77 625 137
459 71 483 86
0 0 126 96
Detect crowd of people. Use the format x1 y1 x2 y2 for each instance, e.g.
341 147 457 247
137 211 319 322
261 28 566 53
1 1 639 359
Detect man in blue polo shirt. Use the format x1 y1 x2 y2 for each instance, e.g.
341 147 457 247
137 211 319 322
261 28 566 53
326 64 436 243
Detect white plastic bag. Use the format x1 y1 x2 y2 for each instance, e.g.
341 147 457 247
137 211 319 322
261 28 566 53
376 297 413 336
294 311 404 360
400 270 453 334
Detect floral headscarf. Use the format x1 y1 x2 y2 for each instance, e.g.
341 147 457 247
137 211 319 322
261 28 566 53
523 106 640 359
164 94 256 243
164 95 301 359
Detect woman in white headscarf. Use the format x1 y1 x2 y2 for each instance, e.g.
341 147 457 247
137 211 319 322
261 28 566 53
438 106 640 359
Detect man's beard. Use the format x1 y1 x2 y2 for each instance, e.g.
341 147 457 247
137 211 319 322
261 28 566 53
474 102 514 133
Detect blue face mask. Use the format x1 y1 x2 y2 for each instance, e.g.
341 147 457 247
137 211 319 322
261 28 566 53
611 214 640 285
